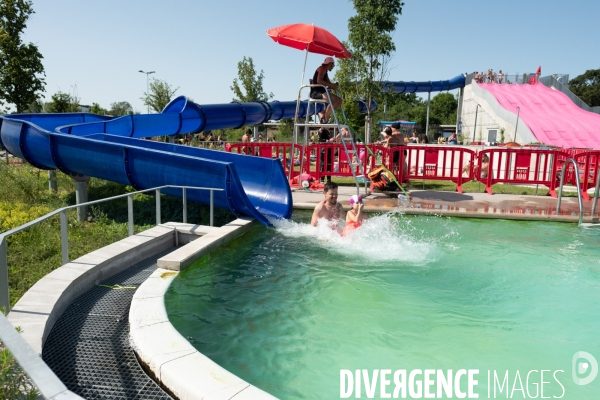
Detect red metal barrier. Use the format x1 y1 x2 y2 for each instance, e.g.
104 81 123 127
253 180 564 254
303 143 380 182
228 142 304 186
574 151 600 200
399 146 477 193
478 148 569 197
227 142 600 198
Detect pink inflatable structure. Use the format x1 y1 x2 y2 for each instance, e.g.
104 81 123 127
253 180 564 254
478 82 600 149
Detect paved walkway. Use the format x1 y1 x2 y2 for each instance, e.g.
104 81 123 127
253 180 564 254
292 185 598 223
42 252 173 400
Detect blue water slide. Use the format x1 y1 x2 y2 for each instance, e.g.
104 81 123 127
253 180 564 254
0 91 396 225
381 74 466 94
1 96 328 225
52 97 324 139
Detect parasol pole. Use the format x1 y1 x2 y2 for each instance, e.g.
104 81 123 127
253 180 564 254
291 45 310 185
300 46 309 88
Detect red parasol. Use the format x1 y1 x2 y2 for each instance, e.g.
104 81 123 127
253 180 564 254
267 23 351 58
267 23 351 85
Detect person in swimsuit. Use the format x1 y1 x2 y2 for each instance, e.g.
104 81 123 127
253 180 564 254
310 57 342 123
311 181 345 228
342 195 368 236
409 130 419 143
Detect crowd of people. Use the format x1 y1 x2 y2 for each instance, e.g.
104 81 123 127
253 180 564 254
474 69 505 84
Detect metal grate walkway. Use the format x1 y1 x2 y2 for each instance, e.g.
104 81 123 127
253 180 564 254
42 251 174 399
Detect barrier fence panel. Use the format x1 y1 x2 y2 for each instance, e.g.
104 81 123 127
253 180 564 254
228 142 304 185
477 149 569 196
574 151 600 200
394 146 476 193
226 142 600 197
300 144 378 184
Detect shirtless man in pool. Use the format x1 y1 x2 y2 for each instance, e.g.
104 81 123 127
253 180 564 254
311 181 345 227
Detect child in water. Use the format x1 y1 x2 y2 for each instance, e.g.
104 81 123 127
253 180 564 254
342 195 368 236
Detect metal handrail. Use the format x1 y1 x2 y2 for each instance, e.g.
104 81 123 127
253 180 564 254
0 184 223 313
291 83 338 184
556 158 584 225
592 167 600 216
0 313 84 399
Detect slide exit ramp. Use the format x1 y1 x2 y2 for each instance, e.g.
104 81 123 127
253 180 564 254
476 83 600 148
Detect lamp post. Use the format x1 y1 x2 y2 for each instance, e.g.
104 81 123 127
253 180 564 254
139 70 155 113
472 103 480 143
513 106 520 142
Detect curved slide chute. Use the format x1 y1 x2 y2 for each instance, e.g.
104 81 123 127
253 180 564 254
53 96 325 138
0 96 333 225
477 83 600 148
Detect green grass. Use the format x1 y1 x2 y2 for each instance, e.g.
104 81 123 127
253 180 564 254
0 160 235 307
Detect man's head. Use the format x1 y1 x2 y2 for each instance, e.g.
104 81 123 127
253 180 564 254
245 129 252 136
323 57 335 70
323 181 338 205
391 123 400 131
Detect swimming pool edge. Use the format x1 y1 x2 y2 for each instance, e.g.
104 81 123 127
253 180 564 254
129 218 278 400
293 202 594 223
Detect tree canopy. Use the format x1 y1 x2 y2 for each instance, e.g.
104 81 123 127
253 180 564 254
0 0 45 112
109 101 133 116
230 56 273 102
569 69 600 108
141 78 178 113
335 0 404 141
90 102 107 115
430 92 458 125
45 91 79 113
370 91 457 133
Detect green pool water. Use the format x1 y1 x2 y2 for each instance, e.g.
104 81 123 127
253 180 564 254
165 213 600 399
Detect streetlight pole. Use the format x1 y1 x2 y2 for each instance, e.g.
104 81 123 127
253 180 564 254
472 103 480 143
513 106 521 143
139 70 155 113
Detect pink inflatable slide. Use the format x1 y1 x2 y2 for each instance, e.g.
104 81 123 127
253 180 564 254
478 82 600 149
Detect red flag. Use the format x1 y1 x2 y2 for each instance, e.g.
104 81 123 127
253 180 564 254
536 66 541 75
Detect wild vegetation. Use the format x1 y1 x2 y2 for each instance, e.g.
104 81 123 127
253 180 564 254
0 160 234 307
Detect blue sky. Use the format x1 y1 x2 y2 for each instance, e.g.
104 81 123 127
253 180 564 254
22 0 598 113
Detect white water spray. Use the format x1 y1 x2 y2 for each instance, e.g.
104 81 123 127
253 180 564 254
272 212 456 265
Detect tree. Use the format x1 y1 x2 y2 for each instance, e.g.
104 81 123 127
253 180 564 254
0 0 45 112
45 91 79 113
230 56 273 102
429 92 457 125
141 78 178 113
23 98 43 113
569 69 600 108
109 101 133 116
336 0 404 142
89 102 107 115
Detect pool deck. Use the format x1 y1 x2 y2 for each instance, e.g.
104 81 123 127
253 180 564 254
292 186 600 223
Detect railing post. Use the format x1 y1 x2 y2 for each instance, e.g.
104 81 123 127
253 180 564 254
60 210 69 265
127 194 134 237
72 174 89 222
48 170 57 192
210 190 214 227
592 164 600 216
182 187 187 224
0 236 10 313
156 189 161 225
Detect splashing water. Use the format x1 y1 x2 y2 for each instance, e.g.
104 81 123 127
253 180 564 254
271 212 456 265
